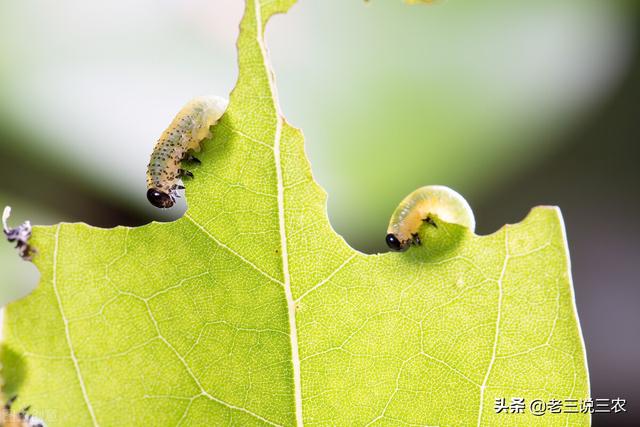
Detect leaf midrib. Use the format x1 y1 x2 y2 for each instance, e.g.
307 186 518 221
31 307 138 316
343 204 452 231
252 1 303 425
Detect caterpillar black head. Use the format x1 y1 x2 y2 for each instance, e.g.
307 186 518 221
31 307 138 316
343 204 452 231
385 233 409 252
146 189 174 209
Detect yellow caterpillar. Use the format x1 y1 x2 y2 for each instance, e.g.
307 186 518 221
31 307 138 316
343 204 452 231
146 96 228 208
386 185 475 251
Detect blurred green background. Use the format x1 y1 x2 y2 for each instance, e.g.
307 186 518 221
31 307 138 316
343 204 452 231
1 1 638 425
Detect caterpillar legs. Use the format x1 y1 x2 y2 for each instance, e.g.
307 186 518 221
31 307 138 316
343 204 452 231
177 169 194 179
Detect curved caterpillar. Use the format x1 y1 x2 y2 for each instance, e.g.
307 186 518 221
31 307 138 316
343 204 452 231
386 185 475 251
146 95 228 208
1 396 45 427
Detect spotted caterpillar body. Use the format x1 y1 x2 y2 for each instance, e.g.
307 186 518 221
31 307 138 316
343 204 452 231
146 95 228 208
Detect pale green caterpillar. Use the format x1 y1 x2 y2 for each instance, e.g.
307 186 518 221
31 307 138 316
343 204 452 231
146 95 228 208
386 185 475 251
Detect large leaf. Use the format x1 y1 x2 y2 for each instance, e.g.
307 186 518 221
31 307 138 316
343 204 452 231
1 0 589 425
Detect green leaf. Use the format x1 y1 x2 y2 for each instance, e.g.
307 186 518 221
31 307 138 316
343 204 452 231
1 1 589 426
